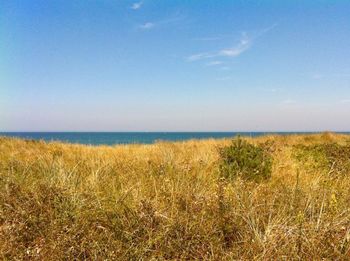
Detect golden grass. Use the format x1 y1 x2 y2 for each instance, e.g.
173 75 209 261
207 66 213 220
1 133 350 260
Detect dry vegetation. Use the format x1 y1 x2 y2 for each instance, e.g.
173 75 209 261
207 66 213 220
1 133 350 260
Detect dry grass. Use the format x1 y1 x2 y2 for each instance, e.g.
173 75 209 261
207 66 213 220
1 133 350 260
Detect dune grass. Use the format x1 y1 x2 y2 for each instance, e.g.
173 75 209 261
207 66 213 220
1 133 350 259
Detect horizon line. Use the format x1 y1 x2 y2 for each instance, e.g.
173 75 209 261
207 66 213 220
1 130 349 133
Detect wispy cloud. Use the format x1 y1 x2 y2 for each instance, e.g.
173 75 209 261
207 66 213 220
256 23 278 37
139 22 155 30
218 35 251 58
138 13 185 31
131 1 143 10
186 32 251 62
187 53 213 62
205 61 223 66
187 24 277 63
340 99 350 104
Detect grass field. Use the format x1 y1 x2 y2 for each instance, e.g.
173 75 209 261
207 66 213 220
1 133 350 260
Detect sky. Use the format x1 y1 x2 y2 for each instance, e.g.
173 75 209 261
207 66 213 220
1 0 350 132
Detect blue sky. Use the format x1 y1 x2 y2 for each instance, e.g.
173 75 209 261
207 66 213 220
1 0 350 131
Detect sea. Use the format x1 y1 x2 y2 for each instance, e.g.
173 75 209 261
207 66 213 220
0 132 348 146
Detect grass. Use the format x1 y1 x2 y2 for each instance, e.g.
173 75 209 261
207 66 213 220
1 133 350 259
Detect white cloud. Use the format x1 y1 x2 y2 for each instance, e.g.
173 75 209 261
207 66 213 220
186 24 276 64
187 53 212 62
340 99 350 104
187 32 251 62
206 60 223 66
218 36 251 57
139 22 155 30
138 13 185 32
131 1 143 10
256 23 278 36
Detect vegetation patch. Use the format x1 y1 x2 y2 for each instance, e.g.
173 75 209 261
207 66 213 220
219 138 273 182
2 134 350 259
294 143 350 175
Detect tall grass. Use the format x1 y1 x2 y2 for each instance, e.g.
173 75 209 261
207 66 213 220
1 133 350 259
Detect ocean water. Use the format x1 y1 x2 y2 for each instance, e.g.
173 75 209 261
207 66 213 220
0 132 347 146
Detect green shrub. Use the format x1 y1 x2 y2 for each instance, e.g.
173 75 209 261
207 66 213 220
294 143 350 175
219 138 272 182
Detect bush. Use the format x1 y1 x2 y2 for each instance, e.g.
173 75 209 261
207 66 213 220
294 143 350 175
219 138 272 181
